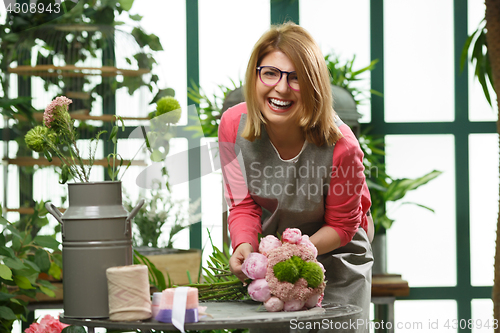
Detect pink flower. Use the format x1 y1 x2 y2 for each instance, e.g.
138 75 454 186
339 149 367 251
299 235 318 258
43 96 72 129
264 296 284 312
25 315 68 333
283 299 305 311
258 235 281 256
282 228 302 244
242 252 268 279
248 278 271 302
305 293 322 308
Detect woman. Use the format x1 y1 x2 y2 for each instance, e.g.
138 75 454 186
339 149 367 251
218 22 373 331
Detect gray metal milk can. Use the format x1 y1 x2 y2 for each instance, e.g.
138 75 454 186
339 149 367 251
46 181 144 318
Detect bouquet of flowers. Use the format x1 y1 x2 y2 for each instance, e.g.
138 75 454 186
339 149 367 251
24 314 68 333
242 228 326 312
24 96 112 183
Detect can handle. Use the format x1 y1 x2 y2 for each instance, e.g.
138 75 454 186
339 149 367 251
125 199 145 235
45 202 63 225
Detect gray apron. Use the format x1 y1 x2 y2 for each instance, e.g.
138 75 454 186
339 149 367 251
235 114 373 332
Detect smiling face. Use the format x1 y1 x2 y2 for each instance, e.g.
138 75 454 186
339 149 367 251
256 50 302 131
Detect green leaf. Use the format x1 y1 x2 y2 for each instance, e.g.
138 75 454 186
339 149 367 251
400 201 436 213
0 246 16 258
60 164 70 184
0 292 15 301
33 235 60 251
48 262 62 280
0 264 13 280
384 170 442 202
38 285 55 298
23 260 41 272
14 275 35 289
131 27 149 48
6 224 22 240
34 249 51 273
146 34 163 51
11 235 22 252
109 125 118 143
118 0 134 11
4 257 26 270
129 14 143 21
0 216 9 225
0 306 17 320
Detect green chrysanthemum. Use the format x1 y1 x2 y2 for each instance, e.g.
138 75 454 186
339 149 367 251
273 260 300 284
273 255 324 288
155 96 181 124
300 261 324 289
25 126 49 152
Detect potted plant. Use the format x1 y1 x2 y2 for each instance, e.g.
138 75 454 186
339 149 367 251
125 185 202 287
0 204 62 332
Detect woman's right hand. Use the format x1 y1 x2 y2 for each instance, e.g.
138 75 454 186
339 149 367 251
229 243 253 282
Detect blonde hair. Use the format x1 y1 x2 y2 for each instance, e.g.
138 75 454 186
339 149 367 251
242 22 342 146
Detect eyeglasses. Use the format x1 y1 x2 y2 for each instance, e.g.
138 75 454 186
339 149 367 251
256 66 300 91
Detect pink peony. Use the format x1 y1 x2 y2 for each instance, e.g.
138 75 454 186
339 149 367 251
282 228 302 244
298 235 318 257
242 252 268 279
259 235 282 256
25 315 68 333
305 293 322 308
317 261 326 273
248 278 271 302
264 296 284 312
283 299 306 311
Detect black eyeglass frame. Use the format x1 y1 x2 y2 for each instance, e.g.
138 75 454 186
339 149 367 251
256 66 300 91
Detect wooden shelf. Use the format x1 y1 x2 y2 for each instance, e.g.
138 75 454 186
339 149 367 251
14 112 150 122
66 91 91 100
371 274 410 297
14 282 63 303
4 156 147 167
8 65 150 77
6 207 66 215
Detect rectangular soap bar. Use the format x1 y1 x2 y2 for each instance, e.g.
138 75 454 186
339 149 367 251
159 287 199 310
156 287 199 324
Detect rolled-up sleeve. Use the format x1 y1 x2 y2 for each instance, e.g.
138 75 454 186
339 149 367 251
218 107 262 251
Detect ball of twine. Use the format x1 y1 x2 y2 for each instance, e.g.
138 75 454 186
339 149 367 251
106 264 152 321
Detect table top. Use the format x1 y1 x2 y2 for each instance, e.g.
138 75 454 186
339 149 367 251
60 300 362 330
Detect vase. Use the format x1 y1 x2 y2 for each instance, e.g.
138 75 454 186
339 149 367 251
46 181 144 318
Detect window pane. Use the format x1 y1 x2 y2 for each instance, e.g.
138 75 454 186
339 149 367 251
162 137 190 249
472 299 494 333
199 0 270 101
201 137 224 266
300 0 371 123
384 0 454 122
386 135 456 286
468 0 497 122
469 134 498 286
394 300 457 332
120 0 188 124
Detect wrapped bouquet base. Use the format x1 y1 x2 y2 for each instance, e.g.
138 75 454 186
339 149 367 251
242 228 326 312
